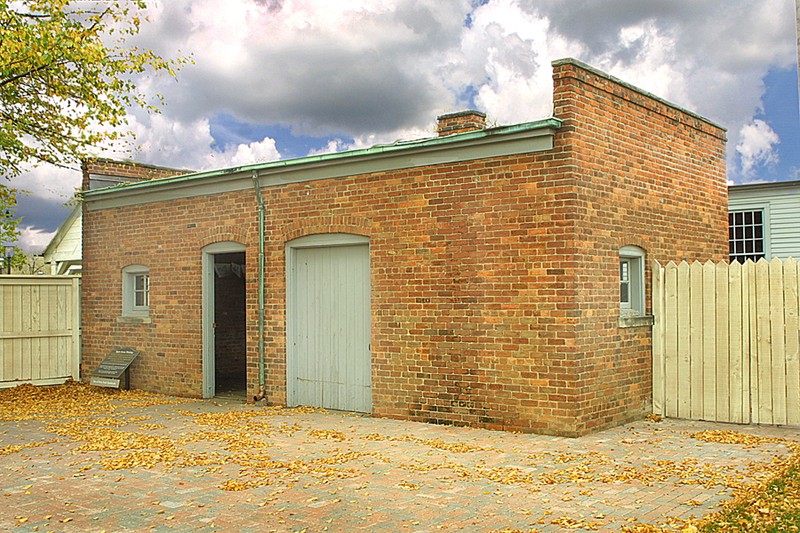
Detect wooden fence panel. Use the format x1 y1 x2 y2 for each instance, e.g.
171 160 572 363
754 259 771 424
689 261 704 419
663 263 679 417
677 262 691 418
715 261 730 422
653 259 799 426
786 259 800 427
702 261 717 421
0 276 80 388
727 260 749 424
769 258 787 424
652 263 665 415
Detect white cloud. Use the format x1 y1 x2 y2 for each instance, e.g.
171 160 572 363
94 0 800 171
12 165 80 202
436 0 563 123
134 0 470 135
516 0 796 181
736 119 780 177
17 226 56 253
212 137 281 168
307 139 352 156
96 112 281 171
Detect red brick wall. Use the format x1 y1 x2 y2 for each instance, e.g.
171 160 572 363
80 158 202 395
81 194 255 397
81 59 727 436
550 60 728 434
82 158 191 188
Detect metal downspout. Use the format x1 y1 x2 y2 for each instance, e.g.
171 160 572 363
252 171 267 400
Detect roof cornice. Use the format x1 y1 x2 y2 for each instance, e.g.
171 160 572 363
728 179 800 191
83 118 561 211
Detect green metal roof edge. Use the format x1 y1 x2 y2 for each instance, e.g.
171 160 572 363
83 117 562 199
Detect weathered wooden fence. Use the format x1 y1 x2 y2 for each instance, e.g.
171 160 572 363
0 276 81 388
652 259 800 426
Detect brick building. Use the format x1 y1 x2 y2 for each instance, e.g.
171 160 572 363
81 58 728 436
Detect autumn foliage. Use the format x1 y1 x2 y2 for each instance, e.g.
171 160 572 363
0 0 186 177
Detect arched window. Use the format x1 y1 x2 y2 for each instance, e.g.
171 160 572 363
619 246 645 316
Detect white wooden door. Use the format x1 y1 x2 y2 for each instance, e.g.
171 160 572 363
287 237 371 412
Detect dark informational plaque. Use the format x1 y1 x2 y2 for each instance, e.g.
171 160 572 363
90 347 139 388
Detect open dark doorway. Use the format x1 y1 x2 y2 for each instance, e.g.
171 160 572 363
213 252 246 396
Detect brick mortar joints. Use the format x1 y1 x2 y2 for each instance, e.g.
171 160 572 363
554 65 726 141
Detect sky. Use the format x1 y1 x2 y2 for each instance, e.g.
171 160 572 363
9 0 800 252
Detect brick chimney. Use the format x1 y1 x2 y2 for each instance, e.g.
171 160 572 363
436 110 487 136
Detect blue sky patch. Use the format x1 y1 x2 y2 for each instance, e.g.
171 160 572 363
209 113 350 161
755 65 800 181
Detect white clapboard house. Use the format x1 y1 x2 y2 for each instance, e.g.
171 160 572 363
728 179 800 262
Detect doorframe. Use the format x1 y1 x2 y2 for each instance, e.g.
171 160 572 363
202 241 247 398
285 233 370 408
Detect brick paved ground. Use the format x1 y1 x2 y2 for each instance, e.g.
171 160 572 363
1 389 797 532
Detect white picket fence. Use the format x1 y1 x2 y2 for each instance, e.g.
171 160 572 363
652 258 800 426
0 276 81 388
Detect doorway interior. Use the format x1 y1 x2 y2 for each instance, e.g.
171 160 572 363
212 251 246 397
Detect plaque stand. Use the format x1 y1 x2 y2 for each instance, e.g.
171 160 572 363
90 347 140 389
119 367 130 390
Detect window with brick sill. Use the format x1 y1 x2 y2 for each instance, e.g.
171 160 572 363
620 245 645 317
122 264 150 320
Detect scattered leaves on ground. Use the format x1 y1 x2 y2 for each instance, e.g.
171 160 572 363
623 431 800 533
0 381 184 422
1 383 797 532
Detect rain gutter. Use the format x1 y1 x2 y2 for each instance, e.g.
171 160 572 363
252 171 267 400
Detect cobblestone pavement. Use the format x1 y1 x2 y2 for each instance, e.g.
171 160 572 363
1 391 798 532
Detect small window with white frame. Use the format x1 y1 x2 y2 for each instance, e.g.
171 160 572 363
619 246 645 316
122 264 150 318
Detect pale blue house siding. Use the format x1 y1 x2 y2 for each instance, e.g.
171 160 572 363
728 181 800 260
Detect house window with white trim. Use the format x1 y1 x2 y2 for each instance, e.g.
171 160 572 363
122 265 150 317
620 246 645 316
729 210 765 263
